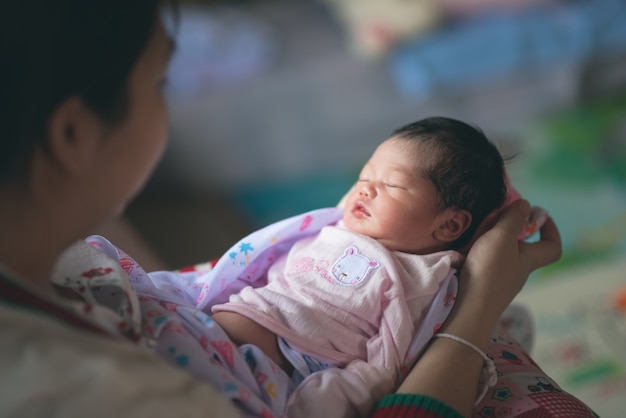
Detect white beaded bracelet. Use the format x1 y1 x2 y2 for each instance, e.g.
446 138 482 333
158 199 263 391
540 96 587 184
433 333 498 405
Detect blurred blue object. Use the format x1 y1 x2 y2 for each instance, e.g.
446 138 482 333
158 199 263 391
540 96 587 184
391 0 626 100
165 6 276 97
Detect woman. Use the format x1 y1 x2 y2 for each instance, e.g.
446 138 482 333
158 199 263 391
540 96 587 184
0 1 564 417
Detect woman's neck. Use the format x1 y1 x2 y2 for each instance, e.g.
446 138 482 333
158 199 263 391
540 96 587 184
0 192 79 292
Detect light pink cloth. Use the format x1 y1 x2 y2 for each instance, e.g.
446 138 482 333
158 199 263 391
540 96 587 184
78 208 461 417
213 225 462 367
213 223 462 416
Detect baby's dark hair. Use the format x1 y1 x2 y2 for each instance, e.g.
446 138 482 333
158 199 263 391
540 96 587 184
391 116 507 250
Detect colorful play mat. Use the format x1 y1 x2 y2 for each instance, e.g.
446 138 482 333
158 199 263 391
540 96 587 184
511 94 626 417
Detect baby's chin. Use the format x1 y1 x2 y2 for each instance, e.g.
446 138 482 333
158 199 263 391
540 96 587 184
342 213 367 234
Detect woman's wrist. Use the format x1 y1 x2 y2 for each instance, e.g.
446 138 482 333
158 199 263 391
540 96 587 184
396 329 486 416
437 296 502 351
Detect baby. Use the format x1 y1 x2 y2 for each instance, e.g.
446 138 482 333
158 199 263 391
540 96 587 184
211 116 509 412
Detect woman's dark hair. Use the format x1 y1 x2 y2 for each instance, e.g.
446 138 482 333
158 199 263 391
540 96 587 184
0 0 167 182
392 116 507 249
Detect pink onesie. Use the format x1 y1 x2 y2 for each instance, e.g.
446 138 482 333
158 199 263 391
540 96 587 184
213 224 462 372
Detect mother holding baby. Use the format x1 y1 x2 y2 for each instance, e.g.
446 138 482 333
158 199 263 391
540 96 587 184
0 1 593 417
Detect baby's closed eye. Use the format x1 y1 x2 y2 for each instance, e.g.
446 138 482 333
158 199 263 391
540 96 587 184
384 182 407 190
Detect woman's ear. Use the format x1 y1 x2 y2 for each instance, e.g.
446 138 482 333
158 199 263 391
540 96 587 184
434 209 472 243
45 96 104 174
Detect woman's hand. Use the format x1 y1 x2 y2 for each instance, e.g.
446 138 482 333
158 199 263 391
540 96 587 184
457 199 562 327
393 200 562 417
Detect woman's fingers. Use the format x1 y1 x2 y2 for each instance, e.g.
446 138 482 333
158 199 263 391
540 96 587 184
491 199 531 243
520 216 562 272
470 200 530 257
461 200 530 294
461 200 562 304
492 200 562 274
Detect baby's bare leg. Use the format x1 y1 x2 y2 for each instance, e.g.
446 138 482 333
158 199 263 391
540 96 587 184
213 312 293 374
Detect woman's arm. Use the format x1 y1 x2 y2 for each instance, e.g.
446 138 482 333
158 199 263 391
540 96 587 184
374 200 562 417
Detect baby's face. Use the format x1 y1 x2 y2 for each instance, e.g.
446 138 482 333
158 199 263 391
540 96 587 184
342 138 447 254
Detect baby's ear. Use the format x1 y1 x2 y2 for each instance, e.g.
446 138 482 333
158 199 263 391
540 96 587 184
434 210 472 243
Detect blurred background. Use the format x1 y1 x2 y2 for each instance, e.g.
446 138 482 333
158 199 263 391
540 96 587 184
104 0 626 414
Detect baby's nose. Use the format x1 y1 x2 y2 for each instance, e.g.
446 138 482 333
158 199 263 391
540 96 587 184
359 183 376 198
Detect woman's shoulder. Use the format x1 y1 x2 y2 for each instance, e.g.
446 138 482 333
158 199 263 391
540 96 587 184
0 302 239 418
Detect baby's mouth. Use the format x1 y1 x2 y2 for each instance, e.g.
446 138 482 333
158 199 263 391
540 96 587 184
352 202 370 218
